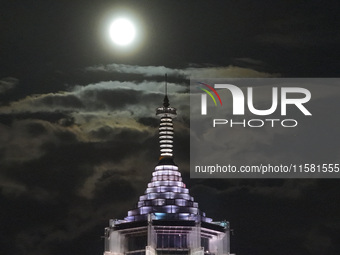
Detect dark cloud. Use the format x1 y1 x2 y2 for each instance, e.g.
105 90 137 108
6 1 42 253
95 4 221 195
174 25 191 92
0 77 18 94
81 88 142 110
85 63 187 77
25 122 48 137
94 173 137 205
89 125 152 143
37 94 84 109
137 117 159 127
0 112 72 126
86 63 276 78
58 116 75 127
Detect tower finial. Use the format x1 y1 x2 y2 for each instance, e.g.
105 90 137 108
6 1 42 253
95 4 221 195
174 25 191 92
163 73 170 107
165 73 168 96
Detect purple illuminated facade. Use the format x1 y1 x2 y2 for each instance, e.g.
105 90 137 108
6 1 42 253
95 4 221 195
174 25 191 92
103 93 232 255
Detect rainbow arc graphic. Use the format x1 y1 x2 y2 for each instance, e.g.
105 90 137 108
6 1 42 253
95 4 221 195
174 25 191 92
197 82 222 106
197 82 222 115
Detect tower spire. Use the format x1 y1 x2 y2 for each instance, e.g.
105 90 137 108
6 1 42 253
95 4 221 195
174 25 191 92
165 73 167 96
163 74 169 108
156 76 177 162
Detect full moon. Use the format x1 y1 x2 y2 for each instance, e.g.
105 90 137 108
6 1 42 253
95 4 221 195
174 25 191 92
109 18 136 46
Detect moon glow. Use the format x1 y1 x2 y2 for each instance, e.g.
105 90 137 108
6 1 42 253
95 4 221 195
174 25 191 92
109 18 136 46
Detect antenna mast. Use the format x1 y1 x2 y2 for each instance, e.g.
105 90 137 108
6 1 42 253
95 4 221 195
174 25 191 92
163 74 169 107
165 73 168 95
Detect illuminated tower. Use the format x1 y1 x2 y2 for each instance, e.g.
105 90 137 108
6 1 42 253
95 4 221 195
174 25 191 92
103 88 232 255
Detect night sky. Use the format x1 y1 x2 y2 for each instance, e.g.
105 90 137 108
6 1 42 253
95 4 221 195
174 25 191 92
1 1 340 255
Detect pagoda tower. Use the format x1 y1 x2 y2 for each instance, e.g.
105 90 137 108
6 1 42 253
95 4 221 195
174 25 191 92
103 88 231 255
